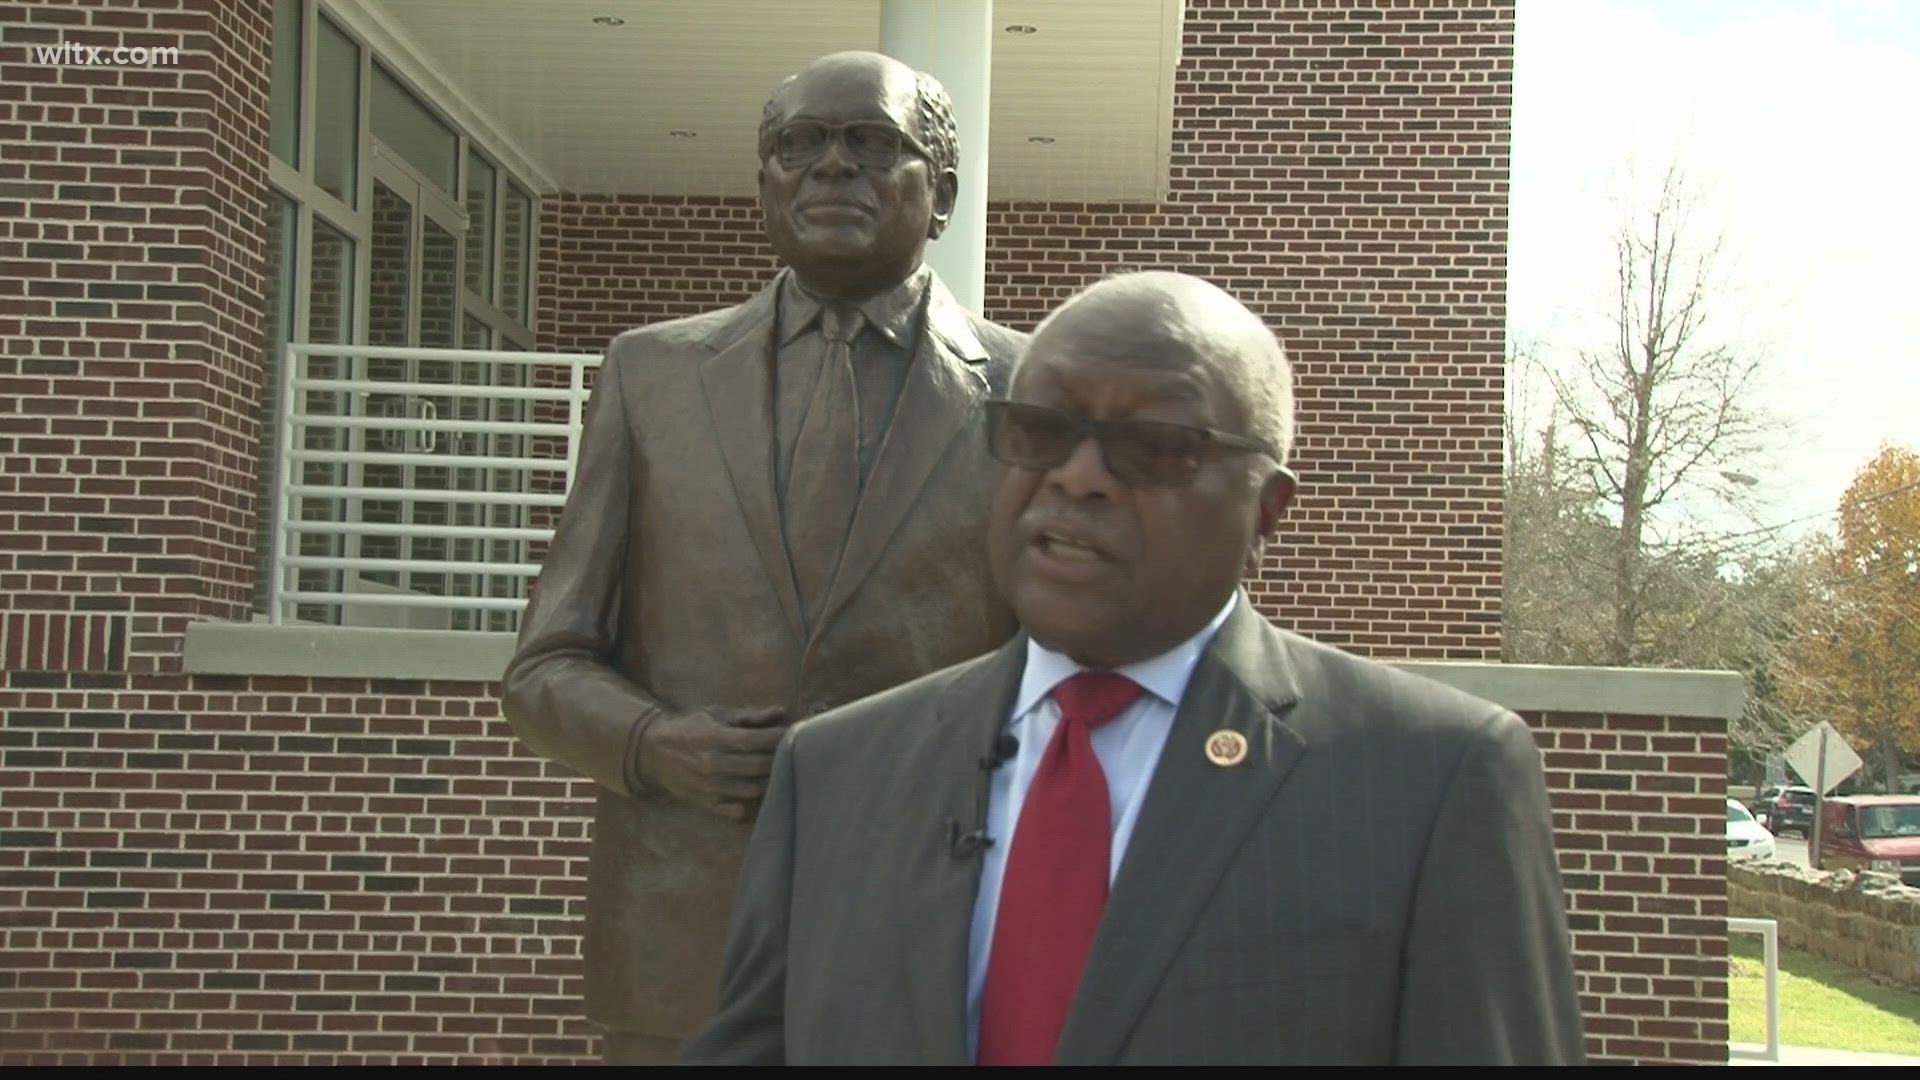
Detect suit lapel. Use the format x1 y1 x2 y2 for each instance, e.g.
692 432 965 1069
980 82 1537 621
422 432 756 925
695 276 804 638
1055 598 1307 1065
805 275 992 651
908 636 1028 1064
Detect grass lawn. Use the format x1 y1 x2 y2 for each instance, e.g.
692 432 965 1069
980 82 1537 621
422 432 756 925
1729 935 1920 1054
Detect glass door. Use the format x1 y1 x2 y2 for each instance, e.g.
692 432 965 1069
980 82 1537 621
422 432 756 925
348 150 470 627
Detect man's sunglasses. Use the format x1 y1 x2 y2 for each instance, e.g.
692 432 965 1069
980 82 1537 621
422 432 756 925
982 400 1284 486
766 120 935 171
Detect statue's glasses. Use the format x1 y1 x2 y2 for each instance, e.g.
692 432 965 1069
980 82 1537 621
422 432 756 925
766 120 936 171
982 400 1284 487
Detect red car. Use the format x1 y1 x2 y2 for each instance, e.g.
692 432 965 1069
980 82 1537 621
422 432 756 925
1815 795 1920 886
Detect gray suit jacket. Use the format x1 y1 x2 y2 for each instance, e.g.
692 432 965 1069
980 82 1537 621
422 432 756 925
501 268 1024 1036
683 596 1587 1064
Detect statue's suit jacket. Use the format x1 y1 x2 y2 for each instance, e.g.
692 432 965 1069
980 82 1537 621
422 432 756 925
501 268 1025 1037
683 596 1588 1065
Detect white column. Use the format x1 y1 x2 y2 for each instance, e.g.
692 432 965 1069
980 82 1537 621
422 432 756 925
880 0 992 314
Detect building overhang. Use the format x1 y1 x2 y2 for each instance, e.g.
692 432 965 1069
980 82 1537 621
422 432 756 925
330 0 1184 201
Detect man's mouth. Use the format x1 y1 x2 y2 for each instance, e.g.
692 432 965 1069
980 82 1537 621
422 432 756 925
799 199 873 214
1035 529 1106 562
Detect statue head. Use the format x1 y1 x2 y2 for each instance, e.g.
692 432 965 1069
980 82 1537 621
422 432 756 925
757 51 959 299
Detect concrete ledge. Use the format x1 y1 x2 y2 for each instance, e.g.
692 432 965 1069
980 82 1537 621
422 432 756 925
183 622 1745 719
1396 661 1745 720
183 622 516 682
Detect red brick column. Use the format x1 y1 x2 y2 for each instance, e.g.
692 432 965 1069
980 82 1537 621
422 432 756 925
1528 710 1732 1063
0 0 272 675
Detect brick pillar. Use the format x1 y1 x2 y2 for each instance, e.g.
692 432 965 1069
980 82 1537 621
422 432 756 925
0 0 273 675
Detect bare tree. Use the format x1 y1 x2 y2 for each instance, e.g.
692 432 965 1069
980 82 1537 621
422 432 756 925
1530 162 1775 666
1503 355 1613 665
1504 398 1818 771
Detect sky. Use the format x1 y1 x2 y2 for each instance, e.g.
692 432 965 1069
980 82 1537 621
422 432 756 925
1509 0 1919 540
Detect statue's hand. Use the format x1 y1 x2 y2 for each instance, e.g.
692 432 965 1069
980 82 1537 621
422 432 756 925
635 707 787 821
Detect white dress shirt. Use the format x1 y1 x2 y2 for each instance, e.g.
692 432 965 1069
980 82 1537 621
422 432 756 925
964 594 1239 1059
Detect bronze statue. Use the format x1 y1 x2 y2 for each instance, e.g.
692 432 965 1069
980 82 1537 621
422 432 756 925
501 51 1027 1064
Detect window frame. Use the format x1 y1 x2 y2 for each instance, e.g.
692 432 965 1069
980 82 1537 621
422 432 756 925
257 0 543 622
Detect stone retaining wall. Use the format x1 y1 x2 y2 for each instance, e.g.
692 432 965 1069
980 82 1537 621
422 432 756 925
1729 859 1920 989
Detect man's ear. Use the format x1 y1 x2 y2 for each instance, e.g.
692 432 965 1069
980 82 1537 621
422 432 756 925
927 167 958 239
1255 466 1297 540
1243 467 1295 578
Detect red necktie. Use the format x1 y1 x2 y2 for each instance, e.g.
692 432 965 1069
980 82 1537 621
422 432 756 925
978 671 1145 1066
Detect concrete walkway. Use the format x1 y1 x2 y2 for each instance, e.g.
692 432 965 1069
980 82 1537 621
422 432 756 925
1731 1044 1920 1066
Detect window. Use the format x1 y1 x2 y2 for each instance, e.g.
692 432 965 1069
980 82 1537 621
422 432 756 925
258 1 545 631
314 16 359 207
252 194 299 614
420 218 460 349
269 0 301 165
367 179 411 348
1862 805 1920 839
464 150 496 301
371 63 459 195
263 194 299 362
500 180 532 323
290 220 355 625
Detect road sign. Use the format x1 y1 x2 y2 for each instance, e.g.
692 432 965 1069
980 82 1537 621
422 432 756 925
1764 752 1786 791
1785 721 1862 795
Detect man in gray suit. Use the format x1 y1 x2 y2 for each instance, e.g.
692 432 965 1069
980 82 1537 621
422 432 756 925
683 271 1586 1065
501 53 1025 1063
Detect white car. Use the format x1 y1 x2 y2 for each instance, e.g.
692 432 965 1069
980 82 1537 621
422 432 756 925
1727 798 1777 860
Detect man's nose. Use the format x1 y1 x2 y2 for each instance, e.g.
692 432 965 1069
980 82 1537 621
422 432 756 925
1046 436 1119 500
808 133 861 176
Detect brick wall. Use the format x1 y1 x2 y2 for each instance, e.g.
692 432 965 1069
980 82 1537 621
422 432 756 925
534 194 773 354
0 0 272 673
1 678 1726 1065
538 0 1512 660
1528 708 1730 1064
0 674 598 1064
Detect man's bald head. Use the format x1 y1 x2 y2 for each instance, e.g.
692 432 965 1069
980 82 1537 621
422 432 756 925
987 271 1299 668
1023 271 1295 467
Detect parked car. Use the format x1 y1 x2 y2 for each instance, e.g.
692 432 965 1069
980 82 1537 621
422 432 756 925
1726 798 1777 861
1815 795 1920 886
1750 784 1817 837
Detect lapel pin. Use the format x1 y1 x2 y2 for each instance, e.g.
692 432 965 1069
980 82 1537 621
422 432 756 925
1205 729 1248 768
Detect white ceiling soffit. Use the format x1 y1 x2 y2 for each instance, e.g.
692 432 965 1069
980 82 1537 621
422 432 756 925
341 0 1182 202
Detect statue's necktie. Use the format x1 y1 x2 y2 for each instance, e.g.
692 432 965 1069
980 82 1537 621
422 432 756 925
977 671 1145 1066
784 304 863 631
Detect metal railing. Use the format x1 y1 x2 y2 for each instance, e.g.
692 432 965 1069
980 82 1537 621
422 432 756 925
268 342 602 631
1727 916 1781 1063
